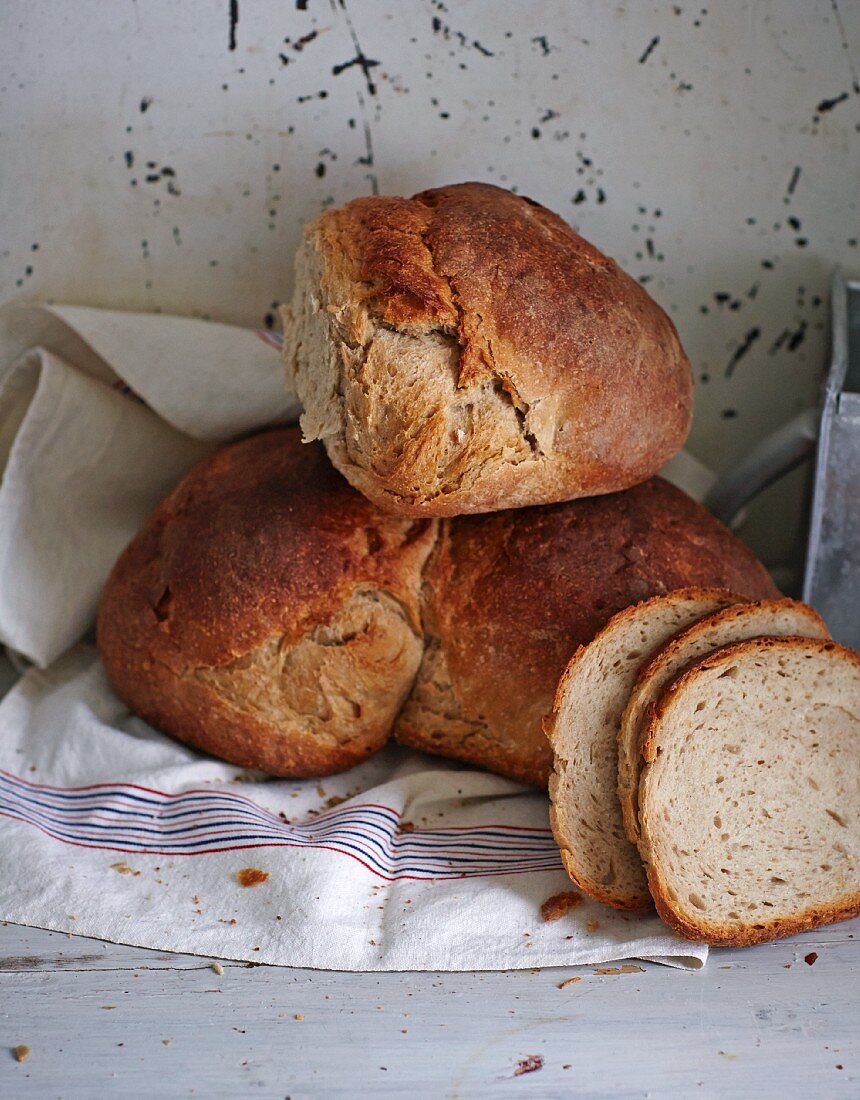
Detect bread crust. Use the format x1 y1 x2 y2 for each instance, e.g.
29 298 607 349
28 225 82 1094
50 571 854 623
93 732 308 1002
396 477 779 787
97 429 437 777
638 636 860 945
617 599 830 845
285 181 693 516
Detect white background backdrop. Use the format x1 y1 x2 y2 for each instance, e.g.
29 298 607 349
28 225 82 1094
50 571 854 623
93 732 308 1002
2 0 859 570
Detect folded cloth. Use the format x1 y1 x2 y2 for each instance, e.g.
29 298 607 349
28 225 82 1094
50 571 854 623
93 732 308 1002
0 303 709 970
0 304 299 666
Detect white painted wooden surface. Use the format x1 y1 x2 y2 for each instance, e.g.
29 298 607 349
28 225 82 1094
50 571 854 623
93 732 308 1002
1 918 858 1097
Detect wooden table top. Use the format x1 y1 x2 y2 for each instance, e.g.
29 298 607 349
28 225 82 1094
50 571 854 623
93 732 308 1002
2 916 857 1098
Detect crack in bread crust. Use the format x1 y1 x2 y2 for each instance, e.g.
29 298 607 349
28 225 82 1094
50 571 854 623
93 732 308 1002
194 588 423 752
97 429 437 778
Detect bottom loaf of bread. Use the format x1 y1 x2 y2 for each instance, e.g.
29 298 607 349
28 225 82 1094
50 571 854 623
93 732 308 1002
98 429 779 785
395 477 779 787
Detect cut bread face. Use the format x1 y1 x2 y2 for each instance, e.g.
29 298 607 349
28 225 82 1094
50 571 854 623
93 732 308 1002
546 588 742 909
618 599 829 845
638 637 860 946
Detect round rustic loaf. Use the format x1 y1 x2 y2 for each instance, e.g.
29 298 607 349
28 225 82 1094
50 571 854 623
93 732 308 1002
394 477 780 786
283 181 693 517
97 428 436 777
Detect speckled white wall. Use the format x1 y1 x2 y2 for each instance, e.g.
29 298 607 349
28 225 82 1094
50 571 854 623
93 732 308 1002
2 0 859 570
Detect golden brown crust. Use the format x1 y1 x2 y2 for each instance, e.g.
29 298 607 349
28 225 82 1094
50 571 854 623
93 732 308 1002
396 477 779 787
646 867 860 946
638 636 860 945
97 429 437 777
290 181 693 516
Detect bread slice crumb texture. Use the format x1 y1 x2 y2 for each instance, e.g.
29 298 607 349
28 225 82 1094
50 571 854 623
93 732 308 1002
546 588 741 909
638 637 860 945
618 599 829 845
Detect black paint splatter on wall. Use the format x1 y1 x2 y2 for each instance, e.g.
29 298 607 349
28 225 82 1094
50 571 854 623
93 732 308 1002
229 0 239 52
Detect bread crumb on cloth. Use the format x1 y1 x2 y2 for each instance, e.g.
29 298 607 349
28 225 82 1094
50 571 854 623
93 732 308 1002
540 891 583 921
236 867 269 887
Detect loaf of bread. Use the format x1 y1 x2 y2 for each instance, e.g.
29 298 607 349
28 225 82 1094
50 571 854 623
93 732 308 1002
97 428 436 777
282 181 692 517
617 599 829 845
638 637 860 945
546 589 742 909
395 477 779 787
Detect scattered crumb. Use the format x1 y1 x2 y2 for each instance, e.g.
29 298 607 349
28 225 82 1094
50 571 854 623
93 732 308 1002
783 963 792 969
804 952 818 966
101 1005 116 1010
236 868 269 888
211 962 224 975
563 1063 572 1070
191 895 200 905
586 919 600 933
718 1051 737 1061
401 1029 408 1034
594 964 644 975
836 1064 843 1070
162 1039 172 1046
558 976 582 989
316 784 326 798
399 820 415 834
14 1044 30 1063
295 1013 304 1021
110 861 140 876
514 1054 544 1076
540 891 583 921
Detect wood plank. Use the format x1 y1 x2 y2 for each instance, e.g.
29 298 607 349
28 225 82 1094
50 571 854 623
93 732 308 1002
2 920 858 1097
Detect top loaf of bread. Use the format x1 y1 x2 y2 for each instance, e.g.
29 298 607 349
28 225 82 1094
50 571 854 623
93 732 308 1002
283 181 693 517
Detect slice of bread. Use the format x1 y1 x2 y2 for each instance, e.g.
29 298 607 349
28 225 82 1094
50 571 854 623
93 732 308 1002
638 637 860 945
618 600 829 845
545 588 742 909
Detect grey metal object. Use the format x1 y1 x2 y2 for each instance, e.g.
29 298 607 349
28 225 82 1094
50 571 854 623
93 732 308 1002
704 408 819 530
705 272 860 648
802 273 860 648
